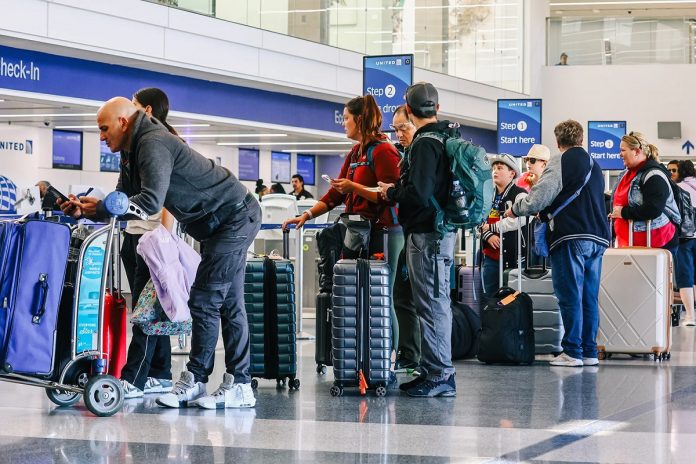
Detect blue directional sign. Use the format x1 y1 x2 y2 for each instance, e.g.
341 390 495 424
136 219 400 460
497 99 542 156
363 55 413 132
588 121 626 170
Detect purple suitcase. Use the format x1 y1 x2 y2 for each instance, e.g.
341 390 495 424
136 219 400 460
0 220 71 375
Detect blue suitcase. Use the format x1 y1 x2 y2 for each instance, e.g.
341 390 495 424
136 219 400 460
0 220 71 375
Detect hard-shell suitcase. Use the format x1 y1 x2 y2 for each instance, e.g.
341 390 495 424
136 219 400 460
315 292 332 374
0 220 70 375
507 221 563 355
244 230 300 389
330 258 391 397
477 218 535 364
597 220 672 360
455 234 484 313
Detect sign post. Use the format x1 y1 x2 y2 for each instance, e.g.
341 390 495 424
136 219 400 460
363 54 414 132
497 99 542 156
588 121 626 170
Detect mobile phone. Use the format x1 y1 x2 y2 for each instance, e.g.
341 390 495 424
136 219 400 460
47 185 69 203
321 174 333 184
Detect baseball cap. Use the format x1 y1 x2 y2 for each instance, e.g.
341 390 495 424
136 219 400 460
490 154 520 178
405 82 438 117
524 144 551 162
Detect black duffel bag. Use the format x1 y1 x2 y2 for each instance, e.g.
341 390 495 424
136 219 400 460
451 302 481 360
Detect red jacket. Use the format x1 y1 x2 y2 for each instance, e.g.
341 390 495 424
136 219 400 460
320 139 400 226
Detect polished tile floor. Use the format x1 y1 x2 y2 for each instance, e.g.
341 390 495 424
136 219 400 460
1 319 696 463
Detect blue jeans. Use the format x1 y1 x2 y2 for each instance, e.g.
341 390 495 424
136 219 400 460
676 239 696 289
481 255 500 298
550 240 606 360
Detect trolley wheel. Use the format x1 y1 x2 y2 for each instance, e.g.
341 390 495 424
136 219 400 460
666 352 672 360
251 379 258 390
276 378 286 388
375 386 387 397
46 388 82 407
316 364 327 375
597 351 607 361
330 385 342 397
290 378 301 390
83 375 124 417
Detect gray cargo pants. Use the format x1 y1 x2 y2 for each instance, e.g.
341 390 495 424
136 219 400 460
186 200 261 384
406 230 456 381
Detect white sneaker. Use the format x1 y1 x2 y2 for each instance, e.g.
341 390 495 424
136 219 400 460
120 379 144 399
195 374 256 410
155 371 206 408
143 377 173 394
582 357 599 366
549 353 583 367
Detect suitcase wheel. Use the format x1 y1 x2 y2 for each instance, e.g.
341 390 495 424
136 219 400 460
276 378 286 389
597 351 606 361
250 379 258 390
375 386 387 398
330 385 343 397
289 378 301 390
83 375 124 417
316 364 327 375
46 388 81 407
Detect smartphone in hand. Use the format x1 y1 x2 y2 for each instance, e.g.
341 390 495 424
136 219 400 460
321 174 333 184
47 185 69 203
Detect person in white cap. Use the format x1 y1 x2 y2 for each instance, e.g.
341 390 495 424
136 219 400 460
520 144 551 189
479 154 529 296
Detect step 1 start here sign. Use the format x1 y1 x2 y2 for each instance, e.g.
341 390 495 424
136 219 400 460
497 99 542 157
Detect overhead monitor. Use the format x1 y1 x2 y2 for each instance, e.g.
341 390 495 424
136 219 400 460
52 130 83 170
657 121 681 140
99 140 120 172
296 154 316 186
271 151 291 183
238 148 260 181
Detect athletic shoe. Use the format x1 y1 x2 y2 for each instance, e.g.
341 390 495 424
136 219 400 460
549 353 583 367
394 358 418 373
399 375 426 392
120 379 144 399
195 373 256 410
155 371 206 408
406 375 456 398
582 357 599 366
143 377 173 394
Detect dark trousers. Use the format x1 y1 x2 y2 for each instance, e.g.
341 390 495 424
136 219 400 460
186 201 262 384
394 245 420 364
120 232 172 390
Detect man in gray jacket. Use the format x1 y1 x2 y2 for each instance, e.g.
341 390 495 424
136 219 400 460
60 97 261 409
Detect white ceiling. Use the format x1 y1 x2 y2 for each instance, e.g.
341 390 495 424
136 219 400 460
0 93 355 154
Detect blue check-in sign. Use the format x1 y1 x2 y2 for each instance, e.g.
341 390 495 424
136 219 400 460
588 121 626 170
497 99 542 156
363 54 413 132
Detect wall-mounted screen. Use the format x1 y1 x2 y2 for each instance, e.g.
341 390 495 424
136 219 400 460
52 130 83 170
296 154 316 185
99 140 120 172
271 151 291 183
238 148 259 181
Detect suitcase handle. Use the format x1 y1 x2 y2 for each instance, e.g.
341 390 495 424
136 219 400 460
282 228 290 259
32 274 49 325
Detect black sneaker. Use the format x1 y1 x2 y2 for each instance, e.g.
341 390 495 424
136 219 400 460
406 375 456 398
394 359 419 373
399 375 426 392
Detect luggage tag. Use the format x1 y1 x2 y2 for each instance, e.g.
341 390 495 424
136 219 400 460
498 291 520 306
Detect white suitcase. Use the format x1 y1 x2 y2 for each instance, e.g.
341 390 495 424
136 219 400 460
597 220 672 360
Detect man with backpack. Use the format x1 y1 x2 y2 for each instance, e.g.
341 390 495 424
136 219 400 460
378 82 457 397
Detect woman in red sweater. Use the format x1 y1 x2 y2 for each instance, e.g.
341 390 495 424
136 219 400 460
283 94 401 256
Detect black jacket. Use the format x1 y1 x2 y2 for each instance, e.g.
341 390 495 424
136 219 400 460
387 120 453 236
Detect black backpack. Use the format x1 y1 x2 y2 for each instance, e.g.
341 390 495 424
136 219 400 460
316 221 346 293
673 183 696 238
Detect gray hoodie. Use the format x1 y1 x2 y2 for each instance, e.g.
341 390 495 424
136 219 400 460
105 111 248 225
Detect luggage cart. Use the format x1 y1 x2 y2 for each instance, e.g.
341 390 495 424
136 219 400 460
0 192 142 416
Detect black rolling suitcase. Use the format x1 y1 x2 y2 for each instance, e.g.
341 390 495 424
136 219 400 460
314 222 345 374
330 258 391 397
477 219 535 365
244 230 300 390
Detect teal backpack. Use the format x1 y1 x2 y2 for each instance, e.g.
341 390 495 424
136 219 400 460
414 129 493 237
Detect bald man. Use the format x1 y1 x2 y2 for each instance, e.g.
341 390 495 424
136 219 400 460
60 97 261 410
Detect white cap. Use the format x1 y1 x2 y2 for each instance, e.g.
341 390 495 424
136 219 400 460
525 144 551 162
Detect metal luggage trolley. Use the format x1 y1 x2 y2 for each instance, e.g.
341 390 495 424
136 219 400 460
0 192 142 417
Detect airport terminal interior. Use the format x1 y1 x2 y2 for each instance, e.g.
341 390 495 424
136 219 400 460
2 0 696 462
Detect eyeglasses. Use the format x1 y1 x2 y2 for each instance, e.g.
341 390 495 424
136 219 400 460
389 123 413 132
669 168 678 173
